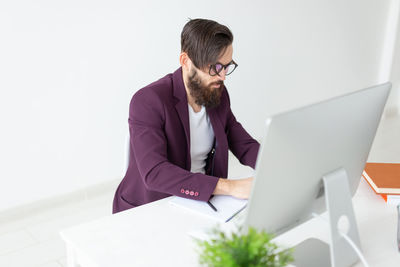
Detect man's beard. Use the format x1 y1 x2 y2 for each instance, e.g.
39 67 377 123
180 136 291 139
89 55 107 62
187 69 224 108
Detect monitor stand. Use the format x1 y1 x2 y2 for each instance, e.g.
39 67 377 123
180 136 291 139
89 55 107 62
292 238 331 267
274 168 361 267
322 167 361 267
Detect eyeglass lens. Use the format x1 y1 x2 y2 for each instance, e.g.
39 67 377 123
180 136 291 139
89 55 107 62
211 62 236 76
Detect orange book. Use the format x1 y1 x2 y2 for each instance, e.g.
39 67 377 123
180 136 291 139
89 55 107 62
362 162 400 194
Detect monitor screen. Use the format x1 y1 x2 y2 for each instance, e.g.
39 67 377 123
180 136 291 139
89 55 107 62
245 82 391 235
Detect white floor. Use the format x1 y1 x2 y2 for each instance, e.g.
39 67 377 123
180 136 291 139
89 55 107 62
0 186 118 267
0 114 398 267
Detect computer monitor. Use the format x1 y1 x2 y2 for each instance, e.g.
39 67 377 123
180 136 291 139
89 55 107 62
244 82 391 266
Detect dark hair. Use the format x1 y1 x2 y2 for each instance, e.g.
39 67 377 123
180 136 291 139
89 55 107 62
181 18 233 69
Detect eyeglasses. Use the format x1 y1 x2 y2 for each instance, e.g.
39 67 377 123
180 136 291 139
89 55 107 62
208 60 238 77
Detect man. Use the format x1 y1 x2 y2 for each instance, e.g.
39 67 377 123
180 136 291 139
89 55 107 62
113 18 260 213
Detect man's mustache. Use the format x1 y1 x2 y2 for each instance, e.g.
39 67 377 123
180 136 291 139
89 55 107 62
210 81 224 87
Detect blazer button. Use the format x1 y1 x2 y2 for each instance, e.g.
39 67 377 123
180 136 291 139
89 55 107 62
180 188 185 194
190 191 194 196
185 190 190 195
194 192 199 197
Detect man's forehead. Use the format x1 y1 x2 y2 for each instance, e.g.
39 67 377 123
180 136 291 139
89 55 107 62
216 45 233 65
216 58 233 65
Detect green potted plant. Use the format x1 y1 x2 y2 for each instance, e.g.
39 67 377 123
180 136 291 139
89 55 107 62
195 225 293 267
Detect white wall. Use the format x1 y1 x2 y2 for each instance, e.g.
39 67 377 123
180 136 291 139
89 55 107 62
381 0 400 116
0 0 396 212
387 1 400 116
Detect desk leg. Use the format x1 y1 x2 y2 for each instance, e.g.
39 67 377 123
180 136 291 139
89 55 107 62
65 241 80 267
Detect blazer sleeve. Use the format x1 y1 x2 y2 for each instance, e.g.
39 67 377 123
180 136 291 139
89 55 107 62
224 93 260 169
129 89 219 202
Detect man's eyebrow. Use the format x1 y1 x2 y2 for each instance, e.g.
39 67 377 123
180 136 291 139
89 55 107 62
215 60 234 65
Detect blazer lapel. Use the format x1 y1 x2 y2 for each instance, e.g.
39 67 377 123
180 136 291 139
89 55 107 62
172 68 191 170
207 107 223 149
207 92 229 178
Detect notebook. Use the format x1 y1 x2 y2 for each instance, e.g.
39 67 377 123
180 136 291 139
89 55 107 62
362 162 400 194
169 195 247 223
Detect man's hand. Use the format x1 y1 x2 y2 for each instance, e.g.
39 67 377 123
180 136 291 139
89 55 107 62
213 177 254 199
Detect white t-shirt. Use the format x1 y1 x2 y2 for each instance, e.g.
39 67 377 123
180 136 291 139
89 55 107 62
188 105 215 174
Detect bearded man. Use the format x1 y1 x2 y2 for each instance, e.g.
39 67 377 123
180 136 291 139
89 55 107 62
113 18 260 213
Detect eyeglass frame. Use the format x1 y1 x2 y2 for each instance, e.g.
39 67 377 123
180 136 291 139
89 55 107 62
208 60 238 77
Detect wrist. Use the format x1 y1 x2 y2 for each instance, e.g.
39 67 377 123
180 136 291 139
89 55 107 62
213 178 231 195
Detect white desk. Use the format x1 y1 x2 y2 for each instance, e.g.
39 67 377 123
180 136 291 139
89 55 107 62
60 178 400 267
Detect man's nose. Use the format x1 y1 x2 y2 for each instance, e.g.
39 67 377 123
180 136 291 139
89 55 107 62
218 70 227 81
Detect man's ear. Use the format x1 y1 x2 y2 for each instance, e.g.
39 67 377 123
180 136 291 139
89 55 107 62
179 52 190 71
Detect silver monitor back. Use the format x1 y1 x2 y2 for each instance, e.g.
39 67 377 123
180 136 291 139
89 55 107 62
244 82 391 234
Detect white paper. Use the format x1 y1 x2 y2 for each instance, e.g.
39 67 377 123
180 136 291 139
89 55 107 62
169 195 247 222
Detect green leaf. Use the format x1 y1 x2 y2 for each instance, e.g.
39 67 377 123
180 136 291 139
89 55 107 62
195 226 293 267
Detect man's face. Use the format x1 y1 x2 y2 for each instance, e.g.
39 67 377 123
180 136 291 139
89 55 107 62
187 45 233 108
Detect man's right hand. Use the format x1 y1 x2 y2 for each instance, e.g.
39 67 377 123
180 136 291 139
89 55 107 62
212 177 254 199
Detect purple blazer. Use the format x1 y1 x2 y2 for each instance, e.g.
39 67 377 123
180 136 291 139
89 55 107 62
113 68 259 213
